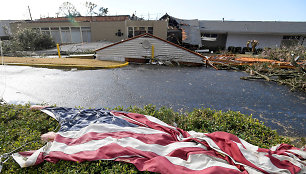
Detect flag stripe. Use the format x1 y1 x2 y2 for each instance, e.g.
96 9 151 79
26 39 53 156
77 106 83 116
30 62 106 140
269 154 301 174
112 111 189 139
55 131 178 146
204 132 270 173
115 156 244 174
204 132 304 174
49 136 207 156
46 143 242 172
58 123 166 139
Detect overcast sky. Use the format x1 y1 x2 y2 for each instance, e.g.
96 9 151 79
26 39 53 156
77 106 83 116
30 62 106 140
1 0 306 21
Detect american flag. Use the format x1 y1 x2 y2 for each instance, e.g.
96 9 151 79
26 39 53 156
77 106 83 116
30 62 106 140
12 107 306 173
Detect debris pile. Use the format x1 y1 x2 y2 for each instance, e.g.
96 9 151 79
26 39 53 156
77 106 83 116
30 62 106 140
206 54 306 91
241 63 306 91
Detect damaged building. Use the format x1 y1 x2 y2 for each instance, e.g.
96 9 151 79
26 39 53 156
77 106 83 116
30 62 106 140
160 14 306 52
160 13 202 49
7 14 306 53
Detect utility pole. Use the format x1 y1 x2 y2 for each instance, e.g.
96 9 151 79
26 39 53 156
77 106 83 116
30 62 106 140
28 5 33 20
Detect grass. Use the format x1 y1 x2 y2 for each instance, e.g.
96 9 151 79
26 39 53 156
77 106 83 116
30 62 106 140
0 104 292 173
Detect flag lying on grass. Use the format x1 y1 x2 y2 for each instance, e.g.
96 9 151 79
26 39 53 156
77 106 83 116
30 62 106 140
12 107 306 174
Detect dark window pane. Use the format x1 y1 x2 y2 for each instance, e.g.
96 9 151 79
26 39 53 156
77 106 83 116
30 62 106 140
61 27 69 30
51 27 59 30
128 27 133 38
148 27 153 34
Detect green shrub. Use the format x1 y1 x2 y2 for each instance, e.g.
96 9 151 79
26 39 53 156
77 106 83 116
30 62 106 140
0 104 290 173
3 28 56 55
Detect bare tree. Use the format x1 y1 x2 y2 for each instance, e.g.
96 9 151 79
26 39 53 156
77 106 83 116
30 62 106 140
58 2 81 17
85 1 97 16
85 1 108 16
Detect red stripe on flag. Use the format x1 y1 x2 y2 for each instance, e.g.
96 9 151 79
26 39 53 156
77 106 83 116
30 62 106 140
34 152 45 166
54 131 177 146
46 143 157 163
18 151 36 157
116 156 244 174
111 111 190 139
205 131 268 173
268 155 302 174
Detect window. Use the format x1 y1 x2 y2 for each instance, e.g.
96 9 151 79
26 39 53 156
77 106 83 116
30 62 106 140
128 27 133 38
201 33 218 41
41 27 50 36
134 27 141 36
61 27 71 43
148 27 153 34
50 27 59 30
71 27 82 43
128 26 154 38
81 27 91 42
50 27 61 43
139 27 146 34
61 27 69 31
202 33 218 38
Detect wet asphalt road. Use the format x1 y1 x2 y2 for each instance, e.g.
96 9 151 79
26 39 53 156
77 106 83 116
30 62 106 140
0 65 305 137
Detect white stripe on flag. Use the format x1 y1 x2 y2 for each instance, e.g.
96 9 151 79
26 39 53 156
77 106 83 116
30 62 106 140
49 136 207 156
144 115 178 131
58 123 167 139
165 153 240 171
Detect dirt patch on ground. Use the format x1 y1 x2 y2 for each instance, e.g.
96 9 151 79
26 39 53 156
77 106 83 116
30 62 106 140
2 56 126 68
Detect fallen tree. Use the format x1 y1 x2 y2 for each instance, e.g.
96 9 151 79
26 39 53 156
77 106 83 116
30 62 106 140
241 63 306 91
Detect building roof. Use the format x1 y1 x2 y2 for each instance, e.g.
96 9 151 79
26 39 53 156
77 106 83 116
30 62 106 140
95 33 216 68
199 20 306 35
19 15 131 23
95 33 205 58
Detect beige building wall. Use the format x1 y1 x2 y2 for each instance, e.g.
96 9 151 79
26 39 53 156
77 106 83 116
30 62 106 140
91 20 168 42
91 21 125 42
9 20 168 43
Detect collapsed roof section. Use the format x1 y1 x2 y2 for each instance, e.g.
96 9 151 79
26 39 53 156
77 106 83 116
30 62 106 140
160 13 202 47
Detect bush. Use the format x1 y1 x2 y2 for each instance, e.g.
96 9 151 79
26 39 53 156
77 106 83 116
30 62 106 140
3 28 56 55
0 104 290 173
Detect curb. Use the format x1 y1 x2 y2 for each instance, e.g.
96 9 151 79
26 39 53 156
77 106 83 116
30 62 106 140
4 61 129 70
104 61 129 69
